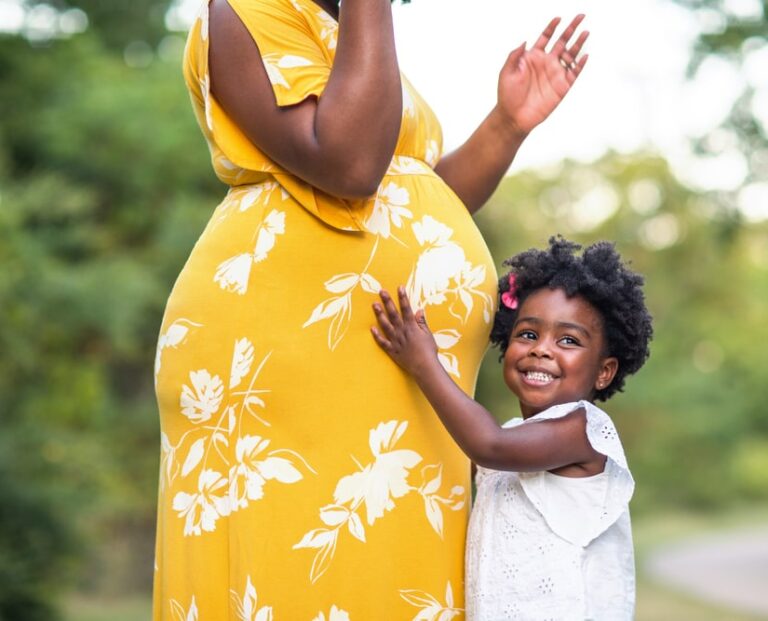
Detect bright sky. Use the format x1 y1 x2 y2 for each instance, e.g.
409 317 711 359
387 0 761 194
2 0 767 216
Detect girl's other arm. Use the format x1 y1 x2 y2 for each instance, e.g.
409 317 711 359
209 0 402 199
435 15 588 214
372 288 600 472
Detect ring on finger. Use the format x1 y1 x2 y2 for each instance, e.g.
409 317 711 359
559 57 569 69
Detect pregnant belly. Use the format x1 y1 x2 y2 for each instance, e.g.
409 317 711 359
163 157 497 392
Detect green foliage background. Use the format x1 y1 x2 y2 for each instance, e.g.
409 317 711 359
0 1 766 617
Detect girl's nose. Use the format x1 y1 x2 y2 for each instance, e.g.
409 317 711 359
529 340 554 358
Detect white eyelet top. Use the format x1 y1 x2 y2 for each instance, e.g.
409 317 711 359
466 401 635 620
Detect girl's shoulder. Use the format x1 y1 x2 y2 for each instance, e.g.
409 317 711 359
482 401 634 547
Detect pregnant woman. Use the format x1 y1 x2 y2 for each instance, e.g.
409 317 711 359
152 0 588 618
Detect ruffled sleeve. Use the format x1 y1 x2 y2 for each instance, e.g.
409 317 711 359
517 401 635 547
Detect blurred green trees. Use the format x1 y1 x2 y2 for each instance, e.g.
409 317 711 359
0 23 218 615
0 1 766 618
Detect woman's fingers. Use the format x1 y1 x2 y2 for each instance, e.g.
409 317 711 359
532 17 560 51
566 29 589 60
550 14 585 57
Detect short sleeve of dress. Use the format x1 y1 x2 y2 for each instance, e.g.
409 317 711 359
227 0 333 108
517 401 635 547
184 0 368 231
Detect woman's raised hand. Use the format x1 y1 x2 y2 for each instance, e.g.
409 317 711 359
496 15 589 136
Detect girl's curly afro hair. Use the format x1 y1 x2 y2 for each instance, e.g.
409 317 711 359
490 236 653 401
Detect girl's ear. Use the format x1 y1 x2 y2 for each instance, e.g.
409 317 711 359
595 356 619 392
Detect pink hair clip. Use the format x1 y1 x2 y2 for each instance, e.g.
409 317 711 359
501 273 518 310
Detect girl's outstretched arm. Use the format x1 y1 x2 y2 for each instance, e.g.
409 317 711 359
435 15 589 214
371 288 601 472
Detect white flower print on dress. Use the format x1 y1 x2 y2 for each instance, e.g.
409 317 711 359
312 605 351 621
303 240 381 350
214 253 253 295
155 318 202 381
400 582 462 621
180 370 224 424
170 595 198 621
200 74 213 132
416 464 465 539
254 210 286 263
230 338 255 389
197 1 209 41
403 83 416 118
407 216 466 308
388 156 431 176
212 153 251 186
172 468 232 536
425 139 440 168
406 216 492 326
294 420 463 583
335 420 422 525
262 53 313 89
433 329 462 379
230 576 273 621
214 209 287 294
317 10 338 50
241 184 288 212
229 435 303 510
451 261 493 324
168 340 314 536
362 182 413 239
210 182 288 230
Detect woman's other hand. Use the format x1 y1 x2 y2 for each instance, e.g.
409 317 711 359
371 288 438 378
495 15 589 136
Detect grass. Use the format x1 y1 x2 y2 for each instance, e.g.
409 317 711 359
63 595 151 621
62 506 768 621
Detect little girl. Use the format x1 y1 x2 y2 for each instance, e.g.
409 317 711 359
371 236 653 620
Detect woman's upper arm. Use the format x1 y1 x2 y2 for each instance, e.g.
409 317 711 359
209 1 326 185
207 0 402 199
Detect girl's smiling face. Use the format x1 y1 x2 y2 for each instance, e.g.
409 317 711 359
503 287 618 418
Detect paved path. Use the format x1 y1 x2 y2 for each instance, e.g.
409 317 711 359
644 526 768 618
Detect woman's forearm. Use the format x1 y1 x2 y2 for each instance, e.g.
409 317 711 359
209 0 402 199
434 106 528 215
315 0 403 194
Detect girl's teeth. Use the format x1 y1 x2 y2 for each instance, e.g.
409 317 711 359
526 371 554 382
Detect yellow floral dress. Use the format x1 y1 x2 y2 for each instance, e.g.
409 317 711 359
153 0 497 618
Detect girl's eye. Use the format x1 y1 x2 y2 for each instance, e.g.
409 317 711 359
560 335 579 346
516 330 537 340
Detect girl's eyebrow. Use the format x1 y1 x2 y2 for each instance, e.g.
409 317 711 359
514 317 592 339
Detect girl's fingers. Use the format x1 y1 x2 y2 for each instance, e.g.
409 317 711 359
379 290 403 329
532 17 560 51
397 287 415 323
370 326 392 351
373 302 397 340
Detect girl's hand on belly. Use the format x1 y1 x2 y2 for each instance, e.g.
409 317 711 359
371 287 439 377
